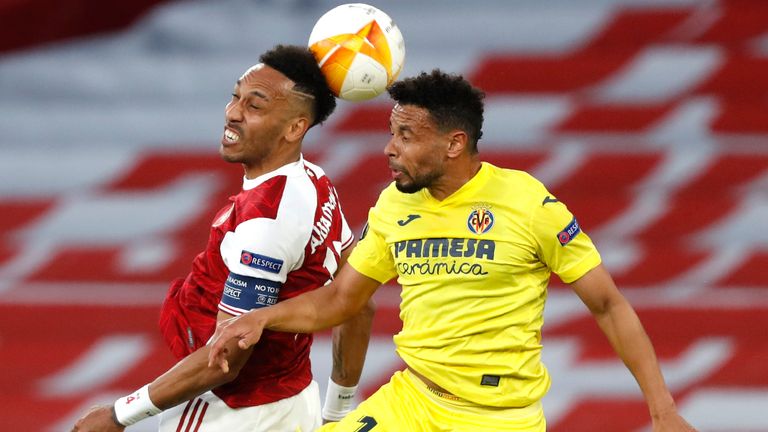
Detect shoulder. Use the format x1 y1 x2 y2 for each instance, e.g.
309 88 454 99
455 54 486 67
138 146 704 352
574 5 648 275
483 163 550 204
235 171 318 229
235 175 289 220
485 162 541 186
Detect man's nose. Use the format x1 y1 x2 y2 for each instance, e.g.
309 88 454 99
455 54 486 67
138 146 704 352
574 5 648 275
226 101 244 122
383 137 397 157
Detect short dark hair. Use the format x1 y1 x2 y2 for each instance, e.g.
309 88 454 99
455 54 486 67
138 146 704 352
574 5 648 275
260 44 336 127
388 69 485 153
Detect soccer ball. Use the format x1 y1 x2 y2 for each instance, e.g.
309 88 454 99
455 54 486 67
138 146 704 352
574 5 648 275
308 3 405 102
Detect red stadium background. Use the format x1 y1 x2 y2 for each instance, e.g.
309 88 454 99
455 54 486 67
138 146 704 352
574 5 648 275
1 1 767 430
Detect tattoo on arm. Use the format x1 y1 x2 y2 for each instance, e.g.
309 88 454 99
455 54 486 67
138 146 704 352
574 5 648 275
332 337 344 377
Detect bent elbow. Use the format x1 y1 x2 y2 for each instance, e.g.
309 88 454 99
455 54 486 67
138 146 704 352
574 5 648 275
210 352 249 386
359 297 376 320
219 369 240 385
214 361 244 386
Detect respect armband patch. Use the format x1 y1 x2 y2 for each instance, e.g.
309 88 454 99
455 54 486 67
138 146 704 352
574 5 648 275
557 217 581 246
240 250 283 274
219 272 282 316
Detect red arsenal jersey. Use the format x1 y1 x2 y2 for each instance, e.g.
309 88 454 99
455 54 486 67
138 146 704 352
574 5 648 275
159 156 353 407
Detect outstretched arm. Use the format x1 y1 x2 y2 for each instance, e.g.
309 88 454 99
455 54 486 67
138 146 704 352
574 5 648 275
209 263 381 372
72 311 251 431
570 264 696 431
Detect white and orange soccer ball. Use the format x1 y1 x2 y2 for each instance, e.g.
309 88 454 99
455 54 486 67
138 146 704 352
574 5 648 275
308 3 405 102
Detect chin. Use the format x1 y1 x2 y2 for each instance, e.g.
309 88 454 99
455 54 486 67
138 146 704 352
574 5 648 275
219 148 240 163
395 181 423 194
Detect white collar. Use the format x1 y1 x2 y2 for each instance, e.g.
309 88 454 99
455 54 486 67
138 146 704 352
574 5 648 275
241 155 304 190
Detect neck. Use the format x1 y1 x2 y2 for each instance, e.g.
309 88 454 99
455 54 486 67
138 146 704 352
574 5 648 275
243 149 301 180
427 158 482 201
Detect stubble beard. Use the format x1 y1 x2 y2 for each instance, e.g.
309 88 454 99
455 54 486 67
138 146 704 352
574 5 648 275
395 169 441 194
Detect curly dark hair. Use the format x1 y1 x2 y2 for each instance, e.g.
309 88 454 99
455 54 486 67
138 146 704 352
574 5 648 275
260 44 336 127
388 69 485 153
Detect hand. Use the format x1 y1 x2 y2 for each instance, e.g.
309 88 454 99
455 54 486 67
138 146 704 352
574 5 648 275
71 405 124 432
651 411 697 431
208 312 266 372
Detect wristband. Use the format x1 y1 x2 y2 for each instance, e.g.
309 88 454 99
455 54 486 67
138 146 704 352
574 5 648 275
113 384 162 426
322 378 358 421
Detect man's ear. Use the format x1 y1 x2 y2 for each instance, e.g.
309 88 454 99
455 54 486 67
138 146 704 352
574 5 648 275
446 130 468 158
285 116 310 144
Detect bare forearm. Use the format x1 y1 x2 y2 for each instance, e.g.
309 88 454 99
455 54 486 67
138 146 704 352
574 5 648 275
331 298 375 385
148 344 240 409
321 295 375 423
263 283 367 334
595 297 675 416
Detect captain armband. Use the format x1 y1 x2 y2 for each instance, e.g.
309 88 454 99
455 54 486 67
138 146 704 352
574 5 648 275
218 272 282 316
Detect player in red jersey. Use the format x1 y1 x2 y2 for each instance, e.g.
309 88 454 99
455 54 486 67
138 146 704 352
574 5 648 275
72 45 374 432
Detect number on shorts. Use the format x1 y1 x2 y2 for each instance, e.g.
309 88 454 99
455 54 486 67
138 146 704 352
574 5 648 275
355 415 377 431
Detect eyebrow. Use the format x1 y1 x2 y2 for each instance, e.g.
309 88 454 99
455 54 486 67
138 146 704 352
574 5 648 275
234 79 270 101
248 89 270 101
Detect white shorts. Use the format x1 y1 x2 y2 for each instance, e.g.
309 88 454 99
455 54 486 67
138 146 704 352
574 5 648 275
158 380 322 432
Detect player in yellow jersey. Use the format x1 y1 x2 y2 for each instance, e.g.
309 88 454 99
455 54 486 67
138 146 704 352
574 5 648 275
208 70 697 431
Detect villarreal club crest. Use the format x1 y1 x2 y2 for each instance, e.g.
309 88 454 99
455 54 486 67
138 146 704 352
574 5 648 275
468 206 494 235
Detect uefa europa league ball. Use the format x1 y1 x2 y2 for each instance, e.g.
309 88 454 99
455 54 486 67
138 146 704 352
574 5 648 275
308 3 405 102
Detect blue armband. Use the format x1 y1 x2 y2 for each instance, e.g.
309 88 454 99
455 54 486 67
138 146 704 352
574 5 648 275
219 272 282 315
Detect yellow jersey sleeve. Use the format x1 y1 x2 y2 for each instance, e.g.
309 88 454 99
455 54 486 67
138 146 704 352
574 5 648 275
347 207 397 284
530 195 601 283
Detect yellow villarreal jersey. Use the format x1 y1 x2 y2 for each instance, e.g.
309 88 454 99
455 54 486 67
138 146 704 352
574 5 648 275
347 162 601 408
